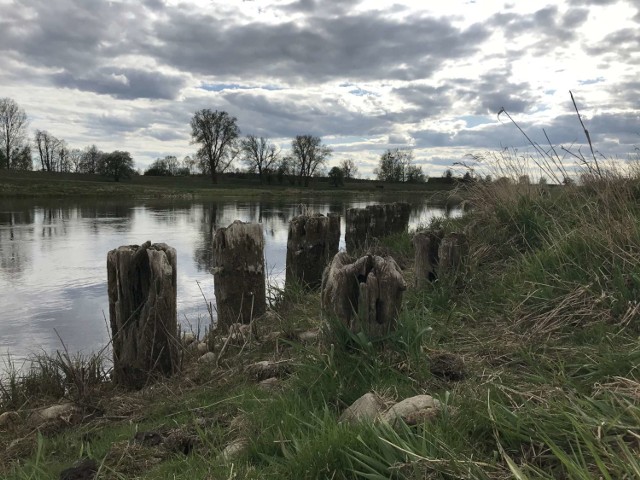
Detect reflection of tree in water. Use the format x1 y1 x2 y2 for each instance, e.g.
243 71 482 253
0 207 35 278
193 203 218 273
145 202 191 226
78 203 134 235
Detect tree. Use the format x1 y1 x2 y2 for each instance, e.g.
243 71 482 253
183 155 198 175
81 145 103 174
240 135 279 184
100 151 135 181
68 148 84 173
328 166 344 187
374 148 414 182
339 158 358 179
11 145 32 171
291 135 332 187
190 109 240 183
34 130 61 172
406 164 426 183
0 98 28 169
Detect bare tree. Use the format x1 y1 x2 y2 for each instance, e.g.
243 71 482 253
190 109 240 184
34 130 61 172
81 144 103 174
339 158 358 179
374 148 414 182
68 148 84 173
240 135 279 183
0 98 28 169
291 135 332 187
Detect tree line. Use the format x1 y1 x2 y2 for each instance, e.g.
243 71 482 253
0 98 136 180
1 98 432 184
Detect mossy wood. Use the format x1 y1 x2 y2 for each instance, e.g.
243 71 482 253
321 252 407 338
107 241 179 389
286 213 340 289
413 230 443 287
345 202 411 252
213 221 266 328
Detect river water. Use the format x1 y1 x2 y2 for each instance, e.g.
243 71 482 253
0 195 457 360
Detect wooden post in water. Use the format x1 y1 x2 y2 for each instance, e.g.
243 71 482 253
212 221 266 328
345 202 411 252
107 241 178 389
438 232 469 278
321 252 407 338
286 213 340 289
413 230 443 287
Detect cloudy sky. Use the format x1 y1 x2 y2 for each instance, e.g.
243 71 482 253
1 0 638 178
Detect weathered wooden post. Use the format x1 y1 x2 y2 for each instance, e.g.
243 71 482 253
107 241 178 389
286 213 340 289
212 221 266 328
321 252 407 338
413 230 443 287
438 232 469 277
345 203 410 252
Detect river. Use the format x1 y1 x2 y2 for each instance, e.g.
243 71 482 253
0 195 458 360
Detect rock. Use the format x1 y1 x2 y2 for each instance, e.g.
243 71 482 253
219 438 248 461
339 392 386 424
133 431 163 447
0 411 20 429
429 352 465 381
182 332 196 345
198 352 216 364
29 403 81 428
246 360 291 380
382 395 441 427
257 377 281 391
164 430 197 455
196 342 209 354
59 458 98 480
297 329 320 343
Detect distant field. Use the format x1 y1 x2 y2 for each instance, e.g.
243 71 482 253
0 170 457 199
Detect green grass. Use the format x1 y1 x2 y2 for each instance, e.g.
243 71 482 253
2 168 640 478
0 169 455 199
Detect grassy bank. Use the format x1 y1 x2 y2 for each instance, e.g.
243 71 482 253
1 171 639 479
0 170 455 200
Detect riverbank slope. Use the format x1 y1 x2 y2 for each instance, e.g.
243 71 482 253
1 174 638 479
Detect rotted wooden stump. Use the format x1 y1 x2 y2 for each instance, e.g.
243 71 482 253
286 213 340 289
321 252 407 338
345 202 410 252
438 232 469 277
413 230 443 287
213 221 266 328
107 241 178 389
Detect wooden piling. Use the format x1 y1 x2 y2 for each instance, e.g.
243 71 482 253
286 213 340 289
212 221 266 328
107 241 178 389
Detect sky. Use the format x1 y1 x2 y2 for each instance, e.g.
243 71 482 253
0 0 638 178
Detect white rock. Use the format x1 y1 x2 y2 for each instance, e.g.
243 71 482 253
257 377 281 391
198 352 216 364
339 392 386 424
297 329 320 343
28 403 80 428
382 395 441 427
182 332 196 345
0 411 20 428
219 438 248 460
196 342 209 354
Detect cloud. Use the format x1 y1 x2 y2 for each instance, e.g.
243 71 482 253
51 68 187 100
147 7 490 84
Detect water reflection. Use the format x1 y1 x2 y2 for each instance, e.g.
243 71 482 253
0 196 458 360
